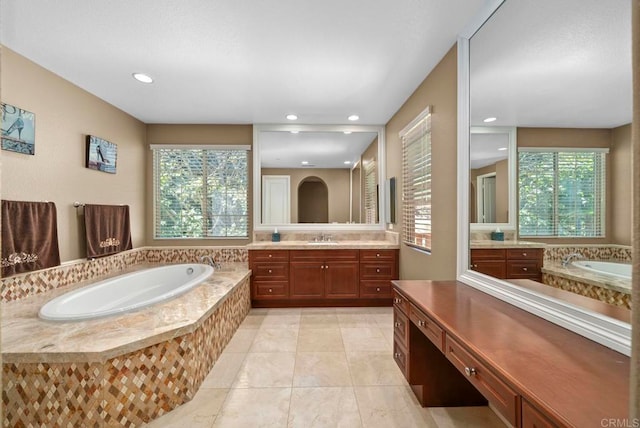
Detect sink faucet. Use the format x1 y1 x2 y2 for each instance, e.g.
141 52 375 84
199 255 221 269
561 253 583 267
313 233 332 242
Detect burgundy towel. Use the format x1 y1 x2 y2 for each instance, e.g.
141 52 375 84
83 204 132 258
1 200 61 277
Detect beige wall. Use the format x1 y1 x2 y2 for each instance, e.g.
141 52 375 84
145 124 253 246
517 127 632 244
386 45 458 280
261 168 350 223
611 124 632 246
360 138 378 223
1 48 147 262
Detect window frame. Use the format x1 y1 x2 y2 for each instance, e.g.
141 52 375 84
151 144 250 240
400 106 432 253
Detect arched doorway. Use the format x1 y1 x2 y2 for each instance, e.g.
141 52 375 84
298 177 328 223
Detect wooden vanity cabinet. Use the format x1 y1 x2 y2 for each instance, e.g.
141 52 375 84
250 248 398 307
470 248 543 281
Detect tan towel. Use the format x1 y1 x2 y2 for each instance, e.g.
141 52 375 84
83 204 133 258
1 200 61 277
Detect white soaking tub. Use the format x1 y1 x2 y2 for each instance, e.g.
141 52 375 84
39 264 214 321
571 260 631 281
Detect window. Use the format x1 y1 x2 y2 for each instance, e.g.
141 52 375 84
401 107 432 252
518 148 607 237
152 146 249 238
363 158 377 224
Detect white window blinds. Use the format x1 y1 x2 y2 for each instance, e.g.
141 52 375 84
153 147 249 238
364 159 377 224
518 148 606 237
401 107 432 252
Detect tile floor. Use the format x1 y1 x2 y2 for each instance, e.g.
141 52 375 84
145 307 507 428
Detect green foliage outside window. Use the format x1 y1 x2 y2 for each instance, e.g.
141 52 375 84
154 148 248 238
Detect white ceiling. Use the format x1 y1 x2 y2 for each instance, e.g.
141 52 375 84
470 0 632 129
0 0 485 125
469 133 509 169
260 131 378 168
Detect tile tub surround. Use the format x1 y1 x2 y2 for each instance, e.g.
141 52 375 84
0 246 248 302
540 245 632 309
2 264 251 427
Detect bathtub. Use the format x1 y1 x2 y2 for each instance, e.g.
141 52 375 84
39 263 214 321
571 260 631 280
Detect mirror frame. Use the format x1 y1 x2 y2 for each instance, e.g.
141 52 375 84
456 0 631 355
253 123 387 232
469 126 516 231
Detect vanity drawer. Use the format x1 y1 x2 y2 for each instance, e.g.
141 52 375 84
360 249 397 261
506 248 542 261
393 290 410 315
445 335 519 426
254 281 288 298
522 399 559 428
506 261 540 279
471 261 506 279
471 249 506 260
360 281 392 298
360 262 395 279
393 340 409 379
393 307 410 348
250 250 289 262
252 262 289 281
410 304 444 351
290 249 359 262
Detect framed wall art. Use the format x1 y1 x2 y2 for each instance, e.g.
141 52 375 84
86 135 117 174
1 103 36 155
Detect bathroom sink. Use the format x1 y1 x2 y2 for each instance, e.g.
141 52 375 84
307 241 339 245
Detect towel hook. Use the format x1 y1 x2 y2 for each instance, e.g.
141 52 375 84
73 202 85 208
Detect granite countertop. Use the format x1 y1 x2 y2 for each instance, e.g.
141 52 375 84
470 240 547 249
542 260 631 295
1 262 250 364
246 240 400 250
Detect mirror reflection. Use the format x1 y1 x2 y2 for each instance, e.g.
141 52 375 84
468 0 632 310
259 130 380 225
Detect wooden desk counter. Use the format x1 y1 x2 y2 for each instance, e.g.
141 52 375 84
392 280 629 428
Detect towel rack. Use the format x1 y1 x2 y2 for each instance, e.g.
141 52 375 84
73 202 85 208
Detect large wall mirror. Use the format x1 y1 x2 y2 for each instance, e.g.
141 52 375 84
457 0 632 354
253 124 386 231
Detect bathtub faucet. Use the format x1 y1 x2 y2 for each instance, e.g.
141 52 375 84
561 253 583 266
199 255 221 269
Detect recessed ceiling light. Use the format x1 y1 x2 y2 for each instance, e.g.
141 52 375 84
290 130 299 134
343 131 352 134
348 115 359 121
483 117 497 123
286 114 298 121
498 147 508 151
301 161 309 165
132 73 153 83
344 161 352 164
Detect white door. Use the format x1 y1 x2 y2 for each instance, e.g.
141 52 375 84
262 175 291 224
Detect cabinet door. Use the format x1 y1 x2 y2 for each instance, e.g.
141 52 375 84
325 261 359 298
290 262 325 298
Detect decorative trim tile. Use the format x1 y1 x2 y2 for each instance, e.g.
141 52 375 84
542 273 631 309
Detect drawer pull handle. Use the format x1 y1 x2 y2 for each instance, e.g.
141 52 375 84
523 252 527 257
268 288 273 293
394 298 402 304
376 268 380 273
376 287 381 292
269 254 272 258
522 267 528 271
394 352 401 359
464 367 477 377
268 269 272 273
394 322 401 328
377 253 380 257
418 320 426 327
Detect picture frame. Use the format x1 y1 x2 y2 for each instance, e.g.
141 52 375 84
86 135 117 174
1 103 36 155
